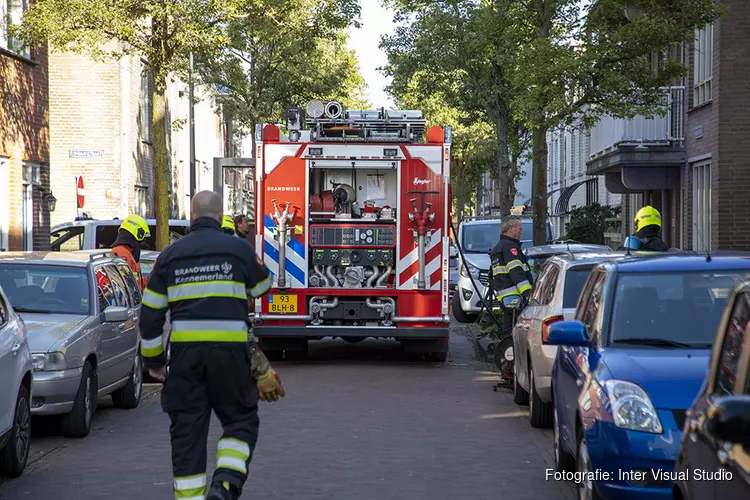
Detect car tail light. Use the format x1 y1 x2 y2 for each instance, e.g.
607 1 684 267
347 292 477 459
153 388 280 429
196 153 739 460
542 315 564 344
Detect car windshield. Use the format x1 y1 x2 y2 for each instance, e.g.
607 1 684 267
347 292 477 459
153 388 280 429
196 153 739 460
608 270 746 347
563 265 595 308
461 220 551 253
0 264 91 315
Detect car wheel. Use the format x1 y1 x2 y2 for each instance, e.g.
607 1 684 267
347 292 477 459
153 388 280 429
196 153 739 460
553 400 574 473
529 364 553 428
451 293 477 323
576 427 602 500
112 351 143 409
512 360 529 405
61 361 97 438
0 384 31 478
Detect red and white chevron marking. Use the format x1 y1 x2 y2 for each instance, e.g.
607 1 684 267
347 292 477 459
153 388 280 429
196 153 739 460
397 229 442 290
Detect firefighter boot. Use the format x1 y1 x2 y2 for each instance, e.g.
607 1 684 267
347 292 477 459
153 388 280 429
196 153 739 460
206 481 240 500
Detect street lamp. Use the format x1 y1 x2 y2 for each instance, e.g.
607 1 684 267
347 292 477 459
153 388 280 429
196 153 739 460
43 191 57 212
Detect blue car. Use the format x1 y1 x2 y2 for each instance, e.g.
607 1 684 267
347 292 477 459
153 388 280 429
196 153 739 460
546 253 750 500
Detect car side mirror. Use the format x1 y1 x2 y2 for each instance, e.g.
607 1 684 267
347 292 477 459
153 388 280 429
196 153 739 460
103 306 129 323
450 246 458 258
546 320 589 346
705 396 750 446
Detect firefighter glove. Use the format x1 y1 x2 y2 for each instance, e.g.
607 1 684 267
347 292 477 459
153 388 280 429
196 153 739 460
250 344 285 401
256 369 286 402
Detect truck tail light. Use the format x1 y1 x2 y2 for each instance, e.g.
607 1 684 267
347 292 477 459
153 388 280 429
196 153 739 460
542 315 564 344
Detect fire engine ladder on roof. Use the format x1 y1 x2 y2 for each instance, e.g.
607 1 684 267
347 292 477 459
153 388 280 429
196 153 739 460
305 109 427 143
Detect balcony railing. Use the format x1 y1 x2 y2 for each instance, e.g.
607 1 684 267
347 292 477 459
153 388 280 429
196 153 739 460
589 86 685 160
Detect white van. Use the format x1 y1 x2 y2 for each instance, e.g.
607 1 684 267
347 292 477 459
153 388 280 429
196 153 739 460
50 218 191 252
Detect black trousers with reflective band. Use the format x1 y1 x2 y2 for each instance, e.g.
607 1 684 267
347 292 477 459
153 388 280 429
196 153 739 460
162 343 260 498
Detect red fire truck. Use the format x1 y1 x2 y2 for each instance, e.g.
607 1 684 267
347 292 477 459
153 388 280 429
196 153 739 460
251 101 452 361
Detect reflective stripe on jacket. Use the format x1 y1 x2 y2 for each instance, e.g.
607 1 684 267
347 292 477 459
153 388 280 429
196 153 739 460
490 235 533 301
138 217 272 367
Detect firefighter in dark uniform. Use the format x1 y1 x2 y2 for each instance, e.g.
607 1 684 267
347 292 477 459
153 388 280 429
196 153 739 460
490 216 534 335
139 190 285 500
631 206 669 251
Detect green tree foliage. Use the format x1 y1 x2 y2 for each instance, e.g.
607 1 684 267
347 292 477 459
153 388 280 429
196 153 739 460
395 82 495 221
502 0 723 245
16 0 253 249
381 0 522 216
563 203 621 245
198 0 367 150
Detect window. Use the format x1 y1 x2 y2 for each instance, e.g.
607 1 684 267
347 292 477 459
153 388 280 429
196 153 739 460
693 24 713 106
1 0 30 58
135 186 149 216
0 158 7 251
0 293 8 326
714 293 750 396
540 265 560 305
50 226 85 251
0 264 91 315
116 263 141 306
140 68 153 142
21 163 39 251
531 263 559 306
95 267 116 312
609 271 744 348
692 162 711 251
563 265 595 309
105 265 130 308
579 271 606 337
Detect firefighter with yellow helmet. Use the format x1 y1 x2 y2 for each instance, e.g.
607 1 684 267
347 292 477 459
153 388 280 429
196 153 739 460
111 214 151 290
625 206 669 251
221 215 236 235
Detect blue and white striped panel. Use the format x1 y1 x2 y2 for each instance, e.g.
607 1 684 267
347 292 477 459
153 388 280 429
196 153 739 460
263 214 307 288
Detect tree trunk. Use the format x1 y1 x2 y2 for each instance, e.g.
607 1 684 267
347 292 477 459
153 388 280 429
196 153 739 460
493 118 512 216
531 126 548 246
153 86 170 250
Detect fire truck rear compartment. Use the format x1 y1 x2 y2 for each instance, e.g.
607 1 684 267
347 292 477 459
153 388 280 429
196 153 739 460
255 104 450 360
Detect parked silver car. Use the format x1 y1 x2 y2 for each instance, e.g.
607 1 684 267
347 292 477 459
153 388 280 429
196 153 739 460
0 284 33 478
512 251 626 428
0 251 143 438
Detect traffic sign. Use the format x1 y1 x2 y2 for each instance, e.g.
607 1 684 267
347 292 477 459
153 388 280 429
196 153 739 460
76 176 85 208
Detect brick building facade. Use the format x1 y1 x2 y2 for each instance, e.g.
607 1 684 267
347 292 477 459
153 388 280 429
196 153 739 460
0 5 51 251
582 0 750 251
48 45 154 226
681 1 750 251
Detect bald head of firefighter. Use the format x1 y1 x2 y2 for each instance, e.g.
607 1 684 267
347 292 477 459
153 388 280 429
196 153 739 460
138 189 284 500
490 215 534 336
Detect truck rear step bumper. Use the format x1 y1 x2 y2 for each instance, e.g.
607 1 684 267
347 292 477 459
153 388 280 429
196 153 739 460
254 325 448 340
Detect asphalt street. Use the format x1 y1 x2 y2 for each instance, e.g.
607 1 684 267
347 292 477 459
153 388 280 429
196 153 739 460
0 323 574 500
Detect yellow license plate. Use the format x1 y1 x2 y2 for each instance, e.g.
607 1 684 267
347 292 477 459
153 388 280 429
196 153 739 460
268 294 297 313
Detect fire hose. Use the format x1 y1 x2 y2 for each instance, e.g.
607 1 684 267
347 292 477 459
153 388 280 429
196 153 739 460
449 220 516 384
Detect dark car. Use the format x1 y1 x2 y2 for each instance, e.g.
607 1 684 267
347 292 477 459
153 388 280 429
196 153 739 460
547 253 750 500
673 276 750 500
